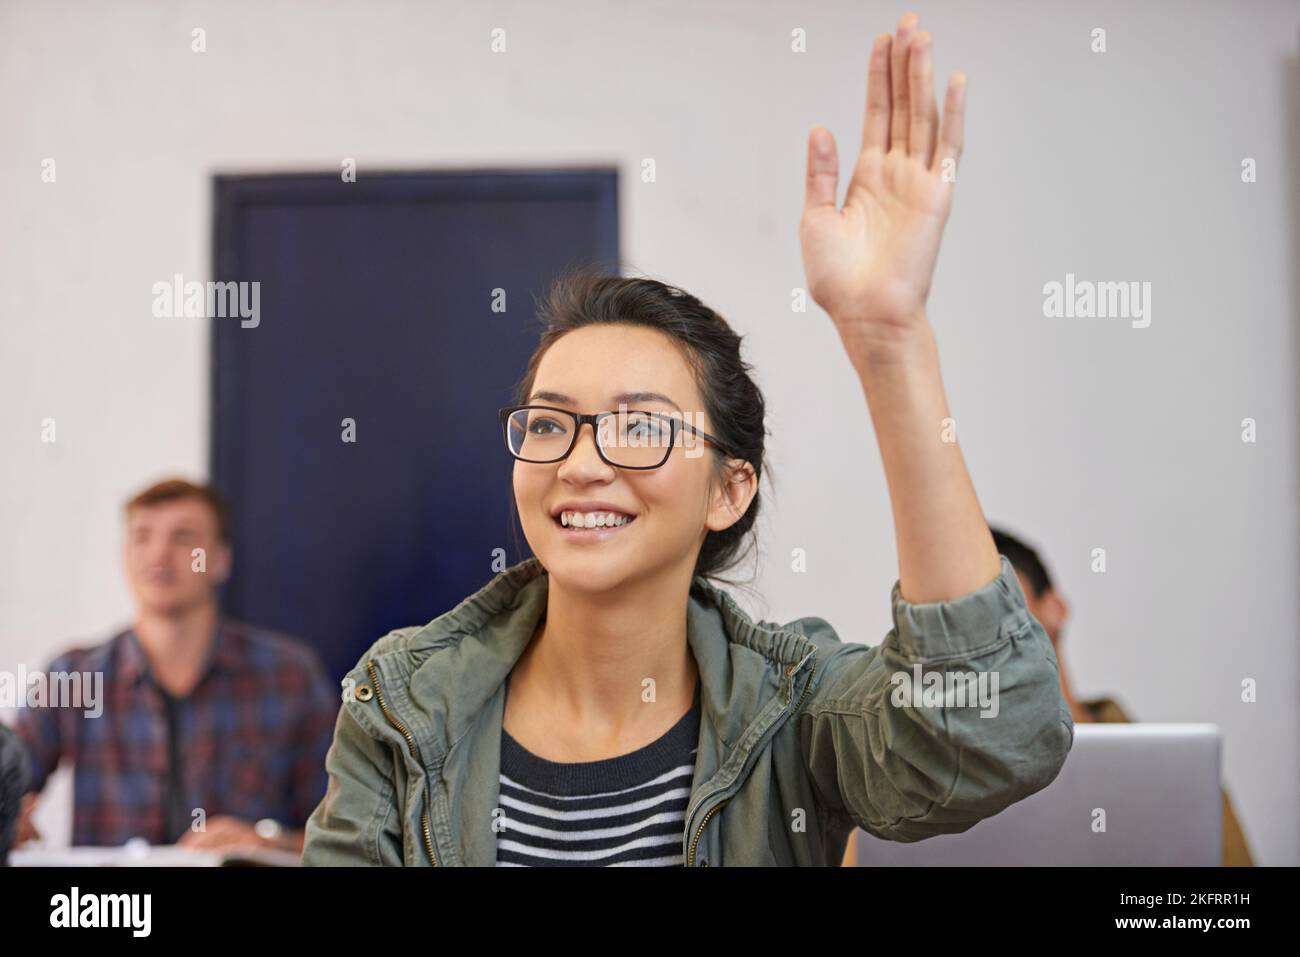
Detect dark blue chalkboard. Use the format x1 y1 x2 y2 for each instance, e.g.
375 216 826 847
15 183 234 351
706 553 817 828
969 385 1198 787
211 170 618 681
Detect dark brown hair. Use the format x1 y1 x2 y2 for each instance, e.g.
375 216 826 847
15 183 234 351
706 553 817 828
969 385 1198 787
511 267 773 586
124 478 231 544
989 526 1053 598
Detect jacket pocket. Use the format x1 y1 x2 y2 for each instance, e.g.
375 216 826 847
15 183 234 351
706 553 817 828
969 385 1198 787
303 700 405 866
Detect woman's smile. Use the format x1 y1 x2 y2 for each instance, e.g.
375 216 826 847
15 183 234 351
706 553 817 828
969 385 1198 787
551 509 639 543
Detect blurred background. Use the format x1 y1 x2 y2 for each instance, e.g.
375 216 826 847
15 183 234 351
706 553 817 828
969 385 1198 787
0 0 1296 862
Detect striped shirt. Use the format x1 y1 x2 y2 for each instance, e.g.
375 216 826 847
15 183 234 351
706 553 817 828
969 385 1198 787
496 680 701 866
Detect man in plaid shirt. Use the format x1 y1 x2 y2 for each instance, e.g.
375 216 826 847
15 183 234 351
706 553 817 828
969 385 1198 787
13 478 339 854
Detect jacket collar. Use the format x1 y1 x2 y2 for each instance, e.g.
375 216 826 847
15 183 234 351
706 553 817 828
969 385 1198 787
365 557 821 768
356 557 822 864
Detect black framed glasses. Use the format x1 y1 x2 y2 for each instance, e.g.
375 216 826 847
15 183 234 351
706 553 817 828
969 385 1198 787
499 405 735 469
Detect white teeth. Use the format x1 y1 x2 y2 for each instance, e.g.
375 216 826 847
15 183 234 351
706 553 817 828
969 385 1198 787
559 510 633 528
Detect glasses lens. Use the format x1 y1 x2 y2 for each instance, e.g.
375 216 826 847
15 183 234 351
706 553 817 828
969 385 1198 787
506 408 677 467
600 411 673 468
506 408 572 462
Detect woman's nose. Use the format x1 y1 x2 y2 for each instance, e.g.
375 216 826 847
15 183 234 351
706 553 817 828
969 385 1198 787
560 421 611 473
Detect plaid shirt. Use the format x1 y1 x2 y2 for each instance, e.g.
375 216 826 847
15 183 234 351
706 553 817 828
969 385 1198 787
15 618 340 846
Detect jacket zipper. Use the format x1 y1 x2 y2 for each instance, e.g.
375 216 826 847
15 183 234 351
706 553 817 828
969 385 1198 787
687 798 727 866
686 656 818 866
366 660 438 867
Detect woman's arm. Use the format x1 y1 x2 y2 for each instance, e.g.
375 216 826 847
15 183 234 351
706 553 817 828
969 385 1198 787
800 12 997 603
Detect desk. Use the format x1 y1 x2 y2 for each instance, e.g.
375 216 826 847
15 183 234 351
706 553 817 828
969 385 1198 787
11 843 301 867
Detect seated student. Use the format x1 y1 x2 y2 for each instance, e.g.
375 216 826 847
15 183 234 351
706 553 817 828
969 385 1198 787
14 478 339 855
988 526 1255 867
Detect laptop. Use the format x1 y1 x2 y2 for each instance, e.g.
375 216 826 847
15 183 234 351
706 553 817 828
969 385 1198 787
855 724 1222 866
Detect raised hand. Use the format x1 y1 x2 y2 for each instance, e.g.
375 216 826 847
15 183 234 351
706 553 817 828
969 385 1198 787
800 12 967 360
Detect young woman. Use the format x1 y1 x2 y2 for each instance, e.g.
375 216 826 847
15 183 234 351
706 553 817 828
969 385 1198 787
303 12 1073 867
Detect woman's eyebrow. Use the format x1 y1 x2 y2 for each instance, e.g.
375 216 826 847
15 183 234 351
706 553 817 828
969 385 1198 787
529 390 682 411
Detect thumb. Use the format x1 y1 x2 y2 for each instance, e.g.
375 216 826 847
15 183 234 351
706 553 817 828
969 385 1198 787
804 126 839 214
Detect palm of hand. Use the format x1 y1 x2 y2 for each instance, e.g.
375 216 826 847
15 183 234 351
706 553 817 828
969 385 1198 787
800 13 966 349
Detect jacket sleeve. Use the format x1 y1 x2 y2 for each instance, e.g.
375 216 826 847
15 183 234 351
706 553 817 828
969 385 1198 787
797 555 1074 842
302 695 406 866
1 723 31 861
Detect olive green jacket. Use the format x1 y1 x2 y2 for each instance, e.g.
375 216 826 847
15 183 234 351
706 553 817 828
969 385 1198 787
302 555 1074 866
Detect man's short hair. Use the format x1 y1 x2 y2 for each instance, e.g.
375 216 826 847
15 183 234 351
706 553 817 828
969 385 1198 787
989 525 1053 598
124 478 230 544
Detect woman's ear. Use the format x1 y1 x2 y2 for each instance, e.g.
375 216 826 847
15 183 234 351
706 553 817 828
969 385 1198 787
705 459 758 533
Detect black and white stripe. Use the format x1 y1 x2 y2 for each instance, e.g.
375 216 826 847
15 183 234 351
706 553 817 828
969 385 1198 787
495 682 701 866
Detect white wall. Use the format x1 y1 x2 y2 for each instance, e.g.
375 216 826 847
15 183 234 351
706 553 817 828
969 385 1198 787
1 0 1295 863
